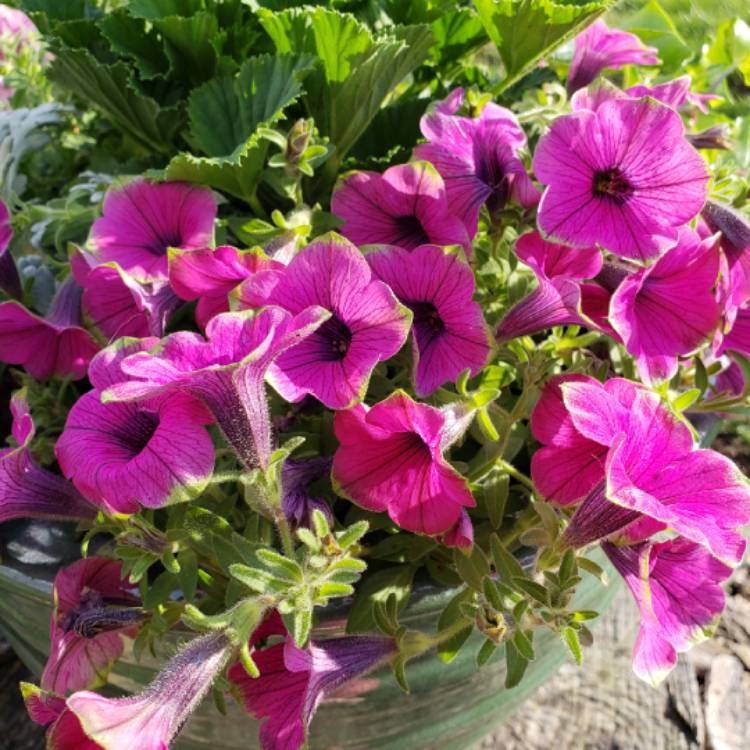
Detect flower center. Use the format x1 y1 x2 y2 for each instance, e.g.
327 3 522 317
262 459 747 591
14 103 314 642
409 301 445 335
592 168 634 205
393 215 430 249
316 316 353 361
151 231 183 257
60 591 146 638
111 409 160 458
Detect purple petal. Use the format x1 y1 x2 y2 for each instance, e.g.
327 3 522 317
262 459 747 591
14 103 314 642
0 199 22 299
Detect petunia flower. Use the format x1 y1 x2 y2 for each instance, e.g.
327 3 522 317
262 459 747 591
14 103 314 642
169 245 283 330
23 682 103 750
367 244 491 397
557 378 750 565
414 97 538 234
88 179 216 281
281 457 334 530
495 231 603 343
529 374 614 505
332 391 475 539
609 228 721 385
603 538 731 686
72 251 180 340
0 198 21 299
717 306 750 358
701 200 750 307
1 389 94 524
41 557 143 696
331 162 470 252
56 338 215 515
229 614 396 750
67 631 233 750
103 307 329 470
237 235 411 410
533 98 709 261
567 19 659 94
0 276 100 379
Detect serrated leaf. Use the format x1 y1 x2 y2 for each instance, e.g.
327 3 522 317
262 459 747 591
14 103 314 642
474 0 613 90
99 11 171 80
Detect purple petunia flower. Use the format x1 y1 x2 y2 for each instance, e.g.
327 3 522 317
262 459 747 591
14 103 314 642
0 199 21 299
331 162 470 253
555 378 750 565
367 244 491 397
0 276 100 380
533 98 709 261
717 307 750 358
0 390 94 525
609 228 721 385
414 94 538 234
238 235 411 410
41 558 143 696
603 538 731 686
89 179 216 281
332 391 475 539
56 338 215 515
495 231 604 342
169 245 284 330
701 200 750 308
282 457 334 530
103 307 329 470
229 613 396 750
567 19 659 94
72 251 180 340
67 631 232 750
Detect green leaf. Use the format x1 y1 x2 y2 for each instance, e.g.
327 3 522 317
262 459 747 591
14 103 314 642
437 588 476 663
336 520 370 550
620 0 692 70
512 628 535 660
430 8 486 66
490 534 525 582
504 639 529 688
474 0 612 90
453 545 490 591
177 549 198 602
477 638 498 666
256 548 304 583
99 11 171 80
484 473 509 529
310 7 372 83
511 576 550 606
346 566 415 634
46 47 181 153
561 625 583 664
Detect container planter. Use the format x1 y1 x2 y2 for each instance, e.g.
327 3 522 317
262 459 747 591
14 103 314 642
0 531 618 750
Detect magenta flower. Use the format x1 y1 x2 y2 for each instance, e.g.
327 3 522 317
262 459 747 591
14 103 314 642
609 228 721 384
229 614 395 750
282 457 334 530
23 683 102 750
1 390 94 524
702 200 750 307
0 199 21 299
56 338 215 515
0 276 100 379
331 162 470 252
414 96 538 233
0 6 38 102
533 98 709 261
68 631 232 750
567 19 659 94
41 557 143 696
169 245 283 329
89 179 216 281
332 391 475 538
495 231 603 342
238 235 411 409
72 252 180 340
717 307 750 358
603 538 731 686
557 379 750 565
104 307 329 470
367 244 491 397
530 374 614 505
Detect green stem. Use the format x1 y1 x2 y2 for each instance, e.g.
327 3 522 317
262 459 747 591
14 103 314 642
497 460 536 493
274 510 296 559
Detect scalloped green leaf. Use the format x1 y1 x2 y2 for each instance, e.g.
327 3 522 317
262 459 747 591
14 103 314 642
473 0 613 90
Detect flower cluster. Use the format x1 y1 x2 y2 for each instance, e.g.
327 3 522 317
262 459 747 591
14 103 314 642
0 6 748 750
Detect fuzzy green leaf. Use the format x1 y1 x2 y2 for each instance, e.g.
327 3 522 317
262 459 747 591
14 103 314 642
346 565 415 634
